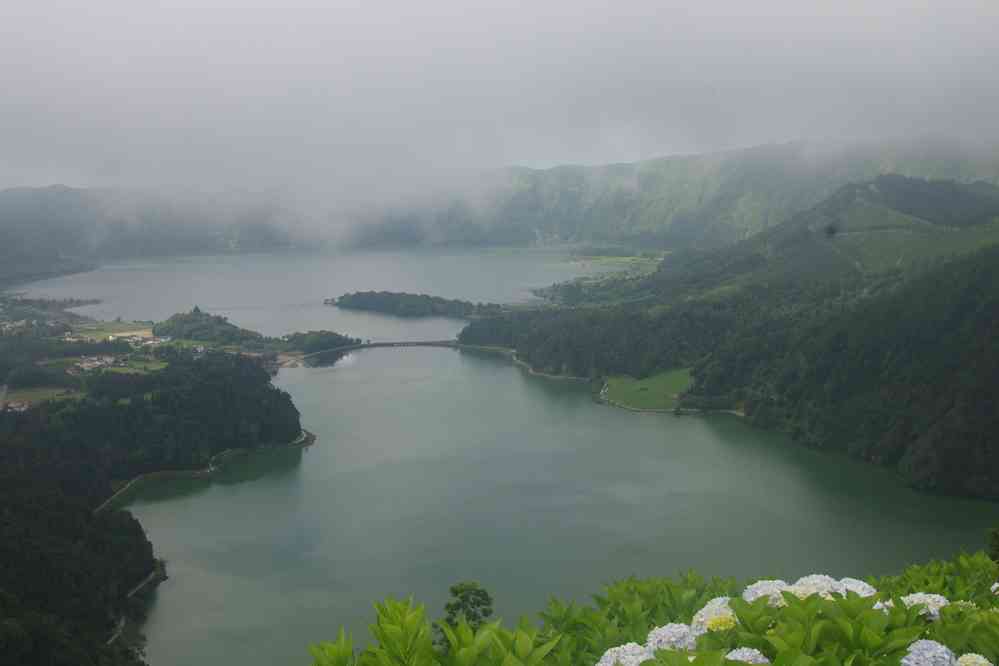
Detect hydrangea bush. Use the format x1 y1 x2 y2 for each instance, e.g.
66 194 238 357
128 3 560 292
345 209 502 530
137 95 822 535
308 552 999 666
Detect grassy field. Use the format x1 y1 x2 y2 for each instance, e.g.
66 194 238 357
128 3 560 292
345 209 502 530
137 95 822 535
604 368 692 410
108 357 168 374
72 321 154 340
6 386 82 405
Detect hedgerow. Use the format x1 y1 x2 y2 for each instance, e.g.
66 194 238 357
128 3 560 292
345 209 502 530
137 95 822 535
309 552 999 666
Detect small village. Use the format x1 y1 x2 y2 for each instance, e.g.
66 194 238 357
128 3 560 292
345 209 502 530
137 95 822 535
0 321 205 414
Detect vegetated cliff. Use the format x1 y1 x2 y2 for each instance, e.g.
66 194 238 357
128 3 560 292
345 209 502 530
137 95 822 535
688 243 999 498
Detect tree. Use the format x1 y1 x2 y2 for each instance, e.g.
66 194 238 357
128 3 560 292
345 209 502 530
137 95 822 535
433 581 494 649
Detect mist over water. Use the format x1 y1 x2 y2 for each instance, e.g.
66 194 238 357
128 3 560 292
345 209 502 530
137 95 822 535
21 249 617 338
4 1 998 209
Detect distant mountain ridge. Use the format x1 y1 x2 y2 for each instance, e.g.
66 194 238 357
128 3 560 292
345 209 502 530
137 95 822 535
349 138 999 250
0 185 305 285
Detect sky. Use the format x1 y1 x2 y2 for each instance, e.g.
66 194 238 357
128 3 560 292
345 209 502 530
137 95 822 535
2 0 998 203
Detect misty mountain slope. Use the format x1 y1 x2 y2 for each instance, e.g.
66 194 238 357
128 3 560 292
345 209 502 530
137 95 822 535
643 175 999 298
0 186 105 284
352 139 999 250
0 186 304 285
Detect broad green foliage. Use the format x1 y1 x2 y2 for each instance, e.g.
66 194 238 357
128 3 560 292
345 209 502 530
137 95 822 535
310 554 999 666
872 553 999 605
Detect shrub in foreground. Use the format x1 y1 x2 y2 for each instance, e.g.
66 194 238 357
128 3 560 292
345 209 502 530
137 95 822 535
309 553 999 666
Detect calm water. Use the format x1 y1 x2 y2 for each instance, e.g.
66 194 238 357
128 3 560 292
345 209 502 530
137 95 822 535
21 251 999 666
22 248 611 340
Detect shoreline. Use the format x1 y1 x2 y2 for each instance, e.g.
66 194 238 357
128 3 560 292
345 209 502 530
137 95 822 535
452 344 590 381
92 428 316 514
597 381 745 417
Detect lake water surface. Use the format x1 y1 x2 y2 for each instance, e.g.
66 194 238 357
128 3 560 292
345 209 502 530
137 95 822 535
22 250 999 666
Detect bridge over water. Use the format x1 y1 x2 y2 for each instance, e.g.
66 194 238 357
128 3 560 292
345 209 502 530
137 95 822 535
298 339 460 359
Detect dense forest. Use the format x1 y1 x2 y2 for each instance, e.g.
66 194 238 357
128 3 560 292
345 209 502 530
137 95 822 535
686 244 999 497
0 479 155 666
153 307 360 355
1 349 301 503
283 330 362 354
152 306 264 345
333 291 503 319
459 176 999 497
0 348 302 664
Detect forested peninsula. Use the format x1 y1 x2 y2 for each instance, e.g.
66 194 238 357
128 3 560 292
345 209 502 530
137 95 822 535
330 291 503 318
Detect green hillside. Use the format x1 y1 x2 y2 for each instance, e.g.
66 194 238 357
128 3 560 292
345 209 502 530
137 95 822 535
458 177 999 497
648 174 999 293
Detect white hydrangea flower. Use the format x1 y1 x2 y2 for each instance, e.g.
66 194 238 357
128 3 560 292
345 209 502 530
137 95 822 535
838 577 877 597
691 597 735 636
991 582 999 595
901 640 956 666
788 574 843 599
957 654 993 666
743 580 789 607
726 647 771 664
901 593 950 621
647 623 697 651
596 642 653 666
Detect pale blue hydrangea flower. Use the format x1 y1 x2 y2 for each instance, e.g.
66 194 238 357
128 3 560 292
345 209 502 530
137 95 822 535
726 647 771 664
838 577 877 597
647 623 697 651
596 642 653 666
901 593 950 621
742 580 789 606
901 640 956 666
788 574 842 599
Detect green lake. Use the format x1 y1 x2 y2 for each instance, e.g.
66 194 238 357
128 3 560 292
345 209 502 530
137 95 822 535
23 250 999 666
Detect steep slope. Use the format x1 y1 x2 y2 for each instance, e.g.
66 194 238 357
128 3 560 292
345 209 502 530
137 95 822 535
688 243 999 498
649 174 999 295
